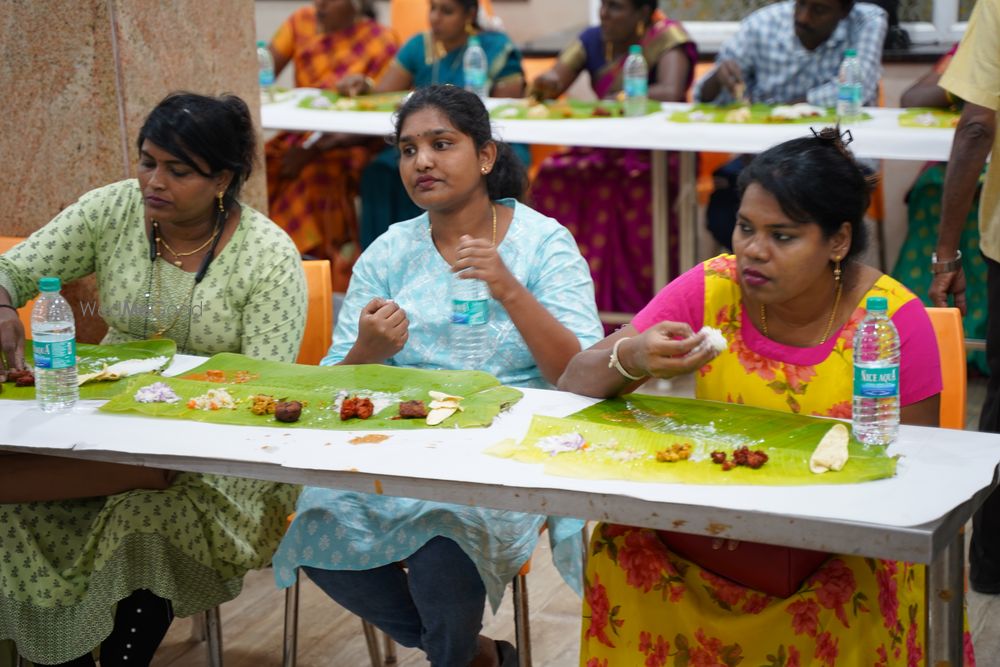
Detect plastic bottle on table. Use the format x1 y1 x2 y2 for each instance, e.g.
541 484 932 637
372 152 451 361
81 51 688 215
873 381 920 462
450 269 490 370
31 276 79 412
852 296 900 445
463 36 489 99
623 44 649 118
836 48 862 123
257 40 276 101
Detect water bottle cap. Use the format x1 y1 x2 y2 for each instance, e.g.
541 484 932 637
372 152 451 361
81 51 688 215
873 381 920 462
468 35 481 46
257 40 267 48
844 48 857 58
629 44 642 55
866 296 888 312
38 276 61 292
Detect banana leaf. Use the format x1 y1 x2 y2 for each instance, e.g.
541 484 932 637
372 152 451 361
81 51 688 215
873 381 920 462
99 352 522 430
298 90 408 112
898 107 960 128
669 103 871 125
0 339 176 401
487 394 896 486
490 98 661 120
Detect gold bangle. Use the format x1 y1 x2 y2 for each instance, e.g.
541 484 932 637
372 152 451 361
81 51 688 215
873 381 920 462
608 337 645 381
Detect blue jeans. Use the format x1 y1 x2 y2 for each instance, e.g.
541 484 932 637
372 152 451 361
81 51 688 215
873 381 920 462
303 536 487 666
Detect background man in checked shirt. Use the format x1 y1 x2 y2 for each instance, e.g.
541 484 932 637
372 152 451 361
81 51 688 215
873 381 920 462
692 0 888 249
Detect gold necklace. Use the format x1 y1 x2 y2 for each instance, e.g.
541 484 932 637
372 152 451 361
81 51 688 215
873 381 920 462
153 220 220 267
149 258 197 338
429 202 497 246
760 279 843 345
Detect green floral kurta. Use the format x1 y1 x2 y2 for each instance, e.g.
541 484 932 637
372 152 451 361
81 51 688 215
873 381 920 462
0 180 306 664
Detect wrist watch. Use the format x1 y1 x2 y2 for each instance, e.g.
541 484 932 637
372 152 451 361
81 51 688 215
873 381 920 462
931 250 962 274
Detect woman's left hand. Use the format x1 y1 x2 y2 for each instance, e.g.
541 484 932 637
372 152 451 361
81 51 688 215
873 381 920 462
452 235 523 304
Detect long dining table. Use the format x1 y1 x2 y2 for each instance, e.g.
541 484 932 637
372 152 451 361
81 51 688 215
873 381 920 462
0 355 997 665
260 89 957 323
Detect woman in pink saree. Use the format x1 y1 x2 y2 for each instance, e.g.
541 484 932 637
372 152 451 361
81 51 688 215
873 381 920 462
530 0 697 318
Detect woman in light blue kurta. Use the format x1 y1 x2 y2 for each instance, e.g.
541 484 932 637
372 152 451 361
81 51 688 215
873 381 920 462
273 86 602 666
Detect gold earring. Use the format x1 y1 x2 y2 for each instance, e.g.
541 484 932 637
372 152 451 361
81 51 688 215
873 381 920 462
466 21 475 36
481 166 488 174
217 192 225 212
636 22 646 39
833 258 842 283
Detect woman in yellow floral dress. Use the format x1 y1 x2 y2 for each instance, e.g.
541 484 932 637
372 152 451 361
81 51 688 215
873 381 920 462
559 130 974 665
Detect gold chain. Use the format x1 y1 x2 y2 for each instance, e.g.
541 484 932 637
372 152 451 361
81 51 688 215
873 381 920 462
153 220 220 267
760 278 843 345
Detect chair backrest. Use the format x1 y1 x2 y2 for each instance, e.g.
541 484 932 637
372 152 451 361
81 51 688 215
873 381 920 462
0 236 33 334
298 260 334 365
926 307 967 429
389 0 495 44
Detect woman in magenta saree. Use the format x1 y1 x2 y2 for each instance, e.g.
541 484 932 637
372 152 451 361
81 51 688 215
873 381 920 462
530 0 697 318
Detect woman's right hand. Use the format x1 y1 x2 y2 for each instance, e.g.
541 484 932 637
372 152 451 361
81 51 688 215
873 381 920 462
352 298 409 363
0 306 27 379
337 74 371 97
619 322 718 379
529 71 562 101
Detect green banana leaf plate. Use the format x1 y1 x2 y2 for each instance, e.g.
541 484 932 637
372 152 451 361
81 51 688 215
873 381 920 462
0 339 176 401
488 393 895 486
490 98 661 120
898 107 960 128
99 352 523 430
669 103 870 125
297 90 409 112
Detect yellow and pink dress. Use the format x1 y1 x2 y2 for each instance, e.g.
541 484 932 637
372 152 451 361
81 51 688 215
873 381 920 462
579 255 975 666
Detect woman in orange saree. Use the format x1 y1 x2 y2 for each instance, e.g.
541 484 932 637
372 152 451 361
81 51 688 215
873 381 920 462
264 0 398 281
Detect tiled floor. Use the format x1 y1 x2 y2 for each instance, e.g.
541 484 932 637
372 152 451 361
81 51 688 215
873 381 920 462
155 375 999 666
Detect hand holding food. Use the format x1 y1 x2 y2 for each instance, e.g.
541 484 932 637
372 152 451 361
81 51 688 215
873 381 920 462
0 299 26 378
337 73 371 97
622 321 722 379
529 71 561 101
355 297 409 363
452 235 520 303
716 60 745 98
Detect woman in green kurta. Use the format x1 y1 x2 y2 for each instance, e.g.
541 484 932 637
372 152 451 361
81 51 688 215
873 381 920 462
0 93 306 666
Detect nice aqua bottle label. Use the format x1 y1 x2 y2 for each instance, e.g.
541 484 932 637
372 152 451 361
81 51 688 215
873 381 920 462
854 363 899 398
33 338 77 370
451 299 489 326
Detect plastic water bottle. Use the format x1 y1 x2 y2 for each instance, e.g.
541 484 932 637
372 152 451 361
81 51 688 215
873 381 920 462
463 36 489 99
257 40 275 101
836 48 863 123
623 44 649 117
31 276 78 412
852 296 900 445
450 270 490 369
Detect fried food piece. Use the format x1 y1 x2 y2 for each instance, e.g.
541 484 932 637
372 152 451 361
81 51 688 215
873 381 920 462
655 443 693 463
250 394 277 416
592 105 612 117
340 396 375 420
398 400 429 419
9 369 35 387
809 423 849 474
275 400 303 423
710 451 727 464
205 369 225 382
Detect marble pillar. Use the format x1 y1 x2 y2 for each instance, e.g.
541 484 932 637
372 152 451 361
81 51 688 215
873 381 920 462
0 0 264 342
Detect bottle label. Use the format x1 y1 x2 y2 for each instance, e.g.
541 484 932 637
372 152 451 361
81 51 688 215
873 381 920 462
465 70 487 90
854 364 899 398
33 338 76 370
837 83 861 105
451 299 489 326
259 70 275 87
624 77 648 98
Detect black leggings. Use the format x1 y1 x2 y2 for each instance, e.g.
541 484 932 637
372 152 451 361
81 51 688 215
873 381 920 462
48 589 174 667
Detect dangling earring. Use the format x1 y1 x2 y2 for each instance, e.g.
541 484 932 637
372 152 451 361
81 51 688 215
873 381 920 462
216 192 225 213
833 257 842 283
466 20 475 36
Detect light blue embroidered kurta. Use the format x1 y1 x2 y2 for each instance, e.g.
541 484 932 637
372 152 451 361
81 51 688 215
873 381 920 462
273 200 603 609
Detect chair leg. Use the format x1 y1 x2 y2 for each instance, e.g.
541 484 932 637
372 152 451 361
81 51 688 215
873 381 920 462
361 619 384 667
512 573 532 667
190 610 207 641
383 630 398 665
205 605 223 667
283 577 300 667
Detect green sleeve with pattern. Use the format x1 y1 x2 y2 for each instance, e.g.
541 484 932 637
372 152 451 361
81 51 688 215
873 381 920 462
0 185 113 307
240 240 308 363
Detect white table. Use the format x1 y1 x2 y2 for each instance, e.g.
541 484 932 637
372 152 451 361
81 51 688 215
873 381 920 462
0 355 996 664
261 91 957 321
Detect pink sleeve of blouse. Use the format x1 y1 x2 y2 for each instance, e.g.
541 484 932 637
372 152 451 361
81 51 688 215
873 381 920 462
632 264 706 334
893 298 943 406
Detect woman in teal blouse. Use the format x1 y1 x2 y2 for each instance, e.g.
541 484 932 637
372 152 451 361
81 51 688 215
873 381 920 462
337 0 527 249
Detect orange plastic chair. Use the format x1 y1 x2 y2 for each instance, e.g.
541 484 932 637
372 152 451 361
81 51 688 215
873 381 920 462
0 236 33 334
686 63 731 207
297 259 333 365
927 307 967 429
